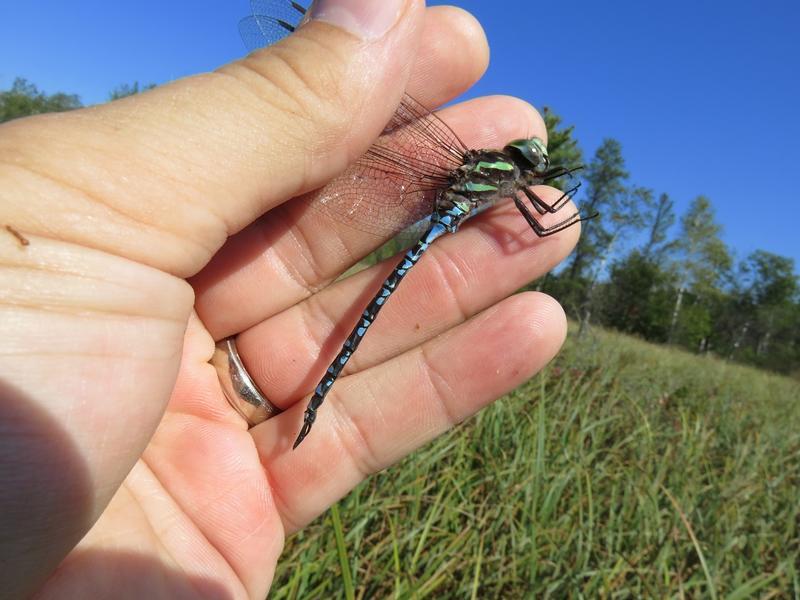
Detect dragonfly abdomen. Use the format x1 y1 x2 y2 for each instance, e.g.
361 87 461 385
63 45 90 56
292 203 470 448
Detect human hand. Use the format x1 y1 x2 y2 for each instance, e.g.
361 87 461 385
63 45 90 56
0 1 579 597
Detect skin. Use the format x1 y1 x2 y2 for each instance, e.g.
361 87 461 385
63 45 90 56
0 2 579 598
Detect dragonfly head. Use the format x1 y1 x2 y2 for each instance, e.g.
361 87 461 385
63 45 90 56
504 137 549 176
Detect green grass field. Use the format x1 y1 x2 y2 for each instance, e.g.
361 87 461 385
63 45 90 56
270 324 800 598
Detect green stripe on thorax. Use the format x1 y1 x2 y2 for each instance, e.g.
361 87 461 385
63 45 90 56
463 181 498 192
473 160 514 174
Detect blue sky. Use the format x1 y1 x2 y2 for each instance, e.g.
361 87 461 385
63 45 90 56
2 0 799 270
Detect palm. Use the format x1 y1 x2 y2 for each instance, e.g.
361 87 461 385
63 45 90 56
48 182 575 598
46 314 282 596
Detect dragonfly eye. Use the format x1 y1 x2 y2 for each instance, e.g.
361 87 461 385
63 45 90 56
505 137 549 174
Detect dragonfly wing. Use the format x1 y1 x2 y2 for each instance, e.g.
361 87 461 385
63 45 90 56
306 161 439 238
240 1 307 51
303 93 472 237
239 3 469 238
379 94 469 160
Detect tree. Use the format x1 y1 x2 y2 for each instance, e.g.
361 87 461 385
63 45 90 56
0 78 82 123
577 184 652 335
667 196 732 347
542 107 583 186
642 193 676 261
558 139 653 335
567 138 629 285
603 250 676 340
108 81 157 101
743 250 798 307
728 251 799 368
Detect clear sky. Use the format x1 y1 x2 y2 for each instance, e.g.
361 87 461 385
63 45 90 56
2 0 799 270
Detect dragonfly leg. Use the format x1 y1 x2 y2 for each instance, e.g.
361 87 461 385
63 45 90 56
542 165 583 183
521 184 579 215
513 195 585 237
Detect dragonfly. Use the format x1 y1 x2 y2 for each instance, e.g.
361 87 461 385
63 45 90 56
239 0 586 449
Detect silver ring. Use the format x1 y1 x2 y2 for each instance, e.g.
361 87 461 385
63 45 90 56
211 336 281 427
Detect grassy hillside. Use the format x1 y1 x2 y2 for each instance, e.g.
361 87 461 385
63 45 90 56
270 325 800 598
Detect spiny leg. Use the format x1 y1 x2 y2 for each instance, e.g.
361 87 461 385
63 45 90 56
541 165 570 179
542 165 583 183
512 195 587 237
522 183 581 216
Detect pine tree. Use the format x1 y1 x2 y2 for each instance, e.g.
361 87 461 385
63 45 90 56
567 139 628 285
542 107 583 186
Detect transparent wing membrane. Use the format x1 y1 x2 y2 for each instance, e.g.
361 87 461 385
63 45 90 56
239 1 307 51
240 1 470 238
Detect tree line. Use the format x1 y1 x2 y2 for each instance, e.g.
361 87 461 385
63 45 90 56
0 78 152 123
540 109 799 376
2 78 798 376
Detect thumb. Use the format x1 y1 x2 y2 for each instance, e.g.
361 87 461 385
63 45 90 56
0 0 424 278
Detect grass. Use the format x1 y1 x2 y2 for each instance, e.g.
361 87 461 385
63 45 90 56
270 324 800 598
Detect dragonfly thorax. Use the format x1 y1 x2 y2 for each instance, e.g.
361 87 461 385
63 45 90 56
441 148 524 208
435 137 555 227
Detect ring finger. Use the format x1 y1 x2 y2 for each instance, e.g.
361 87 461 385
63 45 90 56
253 291 567 530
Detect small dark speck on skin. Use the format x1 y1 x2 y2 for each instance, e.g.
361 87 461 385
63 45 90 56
5 225 29 247
415 323 421 331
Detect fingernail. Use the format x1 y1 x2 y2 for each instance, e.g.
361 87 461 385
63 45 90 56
309 0 406 41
